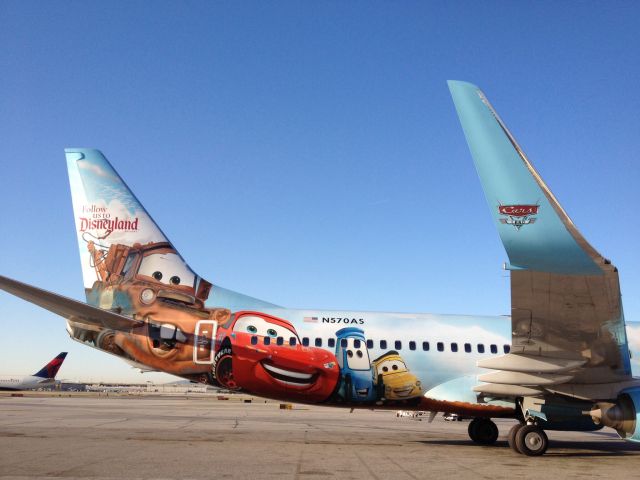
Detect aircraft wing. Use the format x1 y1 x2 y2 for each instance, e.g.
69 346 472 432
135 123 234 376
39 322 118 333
449 81 631 398
0 274 144 332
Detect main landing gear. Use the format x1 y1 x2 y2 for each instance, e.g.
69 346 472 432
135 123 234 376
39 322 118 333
468 418 499 445
467 418 549 456
507 423 548 456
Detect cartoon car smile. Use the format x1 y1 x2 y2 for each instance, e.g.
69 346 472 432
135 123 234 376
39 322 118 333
213 311 339 402
260 360 318 386
372 350 422 400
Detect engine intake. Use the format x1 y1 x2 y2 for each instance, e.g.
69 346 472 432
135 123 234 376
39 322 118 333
590 388 640 442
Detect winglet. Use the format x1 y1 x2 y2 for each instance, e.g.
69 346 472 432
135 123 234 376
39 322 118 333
448 80 605 275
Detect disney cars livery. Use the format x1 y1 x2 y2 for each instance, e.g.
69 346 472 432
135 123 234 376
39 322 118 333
372 351 422 401
4 83 639 456
213 311 340 402
334 327 377 402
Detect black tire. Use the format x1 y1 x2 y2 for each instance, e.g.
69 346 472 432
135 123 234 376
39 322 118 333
507 423 523 452
468 418 479 440
468 418 499 445
212 346 239 390
515 425 549 456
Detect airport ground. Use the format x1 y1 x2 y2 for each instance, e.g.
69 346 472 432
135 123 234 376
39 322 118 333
1 393 640 479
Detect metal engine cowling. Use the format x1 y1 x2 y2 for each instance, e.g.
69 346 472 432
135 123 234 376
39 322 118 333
590 388 640 442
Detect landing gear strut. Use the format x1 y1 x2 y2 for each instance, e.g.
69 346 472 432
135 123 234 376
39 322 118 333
508 398 550 456
468 418 499 445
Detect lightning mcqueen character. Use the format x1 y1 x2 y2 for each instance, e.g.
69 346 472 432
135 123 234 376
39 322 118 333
213 311 339 402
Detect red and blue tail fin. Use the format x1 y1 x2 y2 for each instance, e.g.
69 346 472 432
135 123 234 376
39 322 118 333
33 352 67 379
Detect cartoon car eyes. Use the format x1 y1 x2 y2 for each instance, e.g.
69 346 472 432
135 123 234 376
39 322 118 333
151 271 181 285
377 359 407 374
233 316 298 340
138 252 195 287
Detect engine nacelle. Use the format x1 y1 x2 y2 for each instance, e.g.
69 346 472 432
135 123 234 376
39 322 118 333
590 388 640 442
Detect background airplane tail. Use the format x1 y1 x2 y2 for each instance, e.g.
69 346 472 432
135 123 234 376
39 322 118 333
33 352 67 379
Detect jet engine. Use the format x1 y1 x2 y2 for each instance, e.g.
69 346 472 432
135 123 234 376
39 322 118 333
590 388 640 442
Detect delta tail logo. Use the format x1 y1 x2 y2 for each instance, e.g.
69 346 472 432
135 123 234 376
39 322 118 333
497 203 539 230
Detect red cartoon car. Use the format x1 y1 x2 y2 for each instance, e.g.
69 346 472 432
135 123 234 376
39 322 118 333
213 311 339 402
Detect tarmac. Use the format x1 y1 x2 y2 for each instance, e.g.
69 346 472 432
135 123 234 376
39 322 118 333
1 393 640 479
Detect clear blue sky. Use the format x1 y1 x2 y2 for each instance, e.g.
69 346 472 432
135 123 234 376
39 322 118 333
1 1 638 382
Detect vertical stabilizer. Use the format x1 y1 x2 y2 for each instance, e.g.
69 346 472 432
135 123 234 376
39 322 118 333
33 352 67 379
65 149 178 291
65 148 276 311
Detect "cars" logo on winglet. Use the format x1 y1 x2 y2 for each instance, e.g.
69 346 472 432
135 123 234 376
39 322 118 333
498 204 539 230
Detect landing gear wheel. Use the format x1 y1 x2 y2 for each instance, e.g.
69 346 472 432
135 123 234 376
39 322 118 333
507 423 524 452
515 425 548 456
468 418 499 445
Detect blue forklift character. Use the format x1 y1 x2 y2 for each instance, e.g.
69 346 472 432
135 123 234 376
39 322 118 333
334 327 377 402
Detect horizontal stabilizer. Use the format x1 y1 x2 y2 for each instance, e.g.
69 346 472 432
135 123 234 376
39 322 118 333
0 275 143 332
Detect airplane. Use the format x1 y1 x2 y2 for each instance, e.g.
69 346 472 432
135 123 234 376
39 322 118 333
0 80 638 456
0 352 68 391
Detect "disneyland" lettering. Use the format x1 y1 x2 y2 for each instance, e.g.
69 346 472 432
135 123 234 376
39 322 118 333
78 217 139 232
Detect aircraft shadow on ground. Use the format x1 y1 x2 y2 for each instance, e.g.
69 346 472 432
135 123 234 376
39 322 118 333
416 439 640 457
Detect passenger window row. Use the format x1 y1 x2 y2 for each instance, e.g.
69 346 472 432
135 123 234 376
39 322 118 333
249 335 510 354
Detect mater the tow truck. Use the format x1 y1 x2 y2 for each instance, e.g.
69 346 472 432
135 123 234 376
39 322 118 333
67 239 229 382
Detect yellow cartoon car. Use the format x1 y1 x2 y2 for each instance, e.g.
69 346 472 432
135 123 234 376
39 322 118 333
372 351 422 400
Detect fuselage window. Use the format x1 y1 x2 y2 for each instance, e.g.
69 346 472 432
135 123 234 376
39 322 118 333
341 338 348 348
437 342 444 352
354 339 361 348
464 343 471 353
250 336 258 345
477 344 485 353
451 342 458 352
490 344 498 354
409 341 416 351
302 337 309 347
290 337 297 346
503 344 511 353
395 340 402 350
328 338 335 348
380 340 387 349
422 341 430 351
264 337 271 346
315 338 322 347
366 340 374 349
276 336 284 346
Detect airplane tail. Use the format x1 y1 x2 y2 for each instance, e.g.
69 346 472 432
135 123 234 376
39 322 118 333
65 148 276 311
65 149 189 294
33 352 67 379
